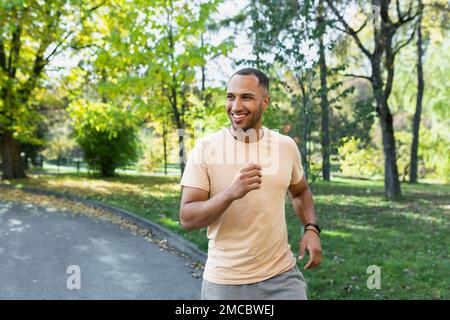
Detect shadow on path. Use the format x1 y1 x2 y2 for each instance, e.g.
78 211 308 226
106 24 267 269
0 201 201 299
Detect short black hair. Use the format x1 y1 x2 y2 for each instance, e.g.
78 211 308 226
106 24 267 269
230 68 269 94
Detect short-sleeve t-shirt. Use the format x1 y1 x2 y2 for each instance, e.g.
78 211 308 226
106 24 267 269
180 127 304 285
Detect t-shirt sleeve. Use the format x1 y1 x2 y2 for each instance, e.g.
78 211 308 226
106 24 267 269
288 137 305 185
179 139 210 192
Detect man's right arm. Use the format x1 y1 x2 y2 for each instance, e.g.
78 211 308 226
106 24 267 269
179 163 262 231
179 187 234 231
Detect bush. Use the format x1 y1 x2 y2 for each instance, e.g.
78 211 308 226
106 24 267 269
68 100 140 177
337 137 383 177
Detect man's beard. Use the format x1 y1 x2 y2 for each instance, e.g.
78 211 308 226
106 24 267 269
231 104 263 132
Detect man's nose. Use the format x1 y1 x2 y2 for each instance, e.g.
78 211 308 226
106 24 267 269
231 98 244 111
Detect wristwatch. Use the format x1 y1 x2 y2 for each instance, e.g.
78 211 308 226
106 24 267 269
304 223 321 234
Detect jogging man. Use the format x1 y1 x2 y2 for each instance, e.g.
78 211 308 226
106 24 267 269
179 68 322 300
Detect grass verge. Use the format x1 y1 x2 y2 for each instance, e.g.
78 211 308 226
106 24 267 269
1 172 448 299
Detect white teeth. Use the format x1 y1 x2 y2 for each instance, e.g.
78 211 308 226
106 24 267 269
232 113 247 119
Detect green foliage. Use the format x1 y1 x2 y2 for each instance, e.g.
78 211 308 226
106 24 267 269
417 126 450 183
338 137 383 177
338 126 449 183
65 0 233 176
68 100 140 177
307 160 323 184
389 33 449 183
2 0 446 185
261 74 297 131
0 0 99 142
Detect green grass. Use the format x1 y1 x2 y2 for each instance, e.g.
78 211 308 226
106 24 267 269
2 172 449 300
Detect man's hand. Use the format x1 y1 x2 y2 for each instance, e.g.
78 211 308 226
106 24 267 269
225 163 262 200
298 229 322 270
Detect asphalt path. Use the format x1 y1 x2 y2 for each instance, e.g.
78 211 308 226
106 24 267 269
0 201 201 299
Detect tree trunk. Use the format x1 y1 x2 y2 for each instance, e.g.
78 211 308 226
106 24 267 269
318 28 331 181
171 96 186 176
379 108 402 199
178 131 186 175
1 131 26 179
167 19 186 176
101 166 115 177
371 20 402 199
163 120 168 175
299 79 309 180
410 0 424 183
201 33 206 94
372 51 402 199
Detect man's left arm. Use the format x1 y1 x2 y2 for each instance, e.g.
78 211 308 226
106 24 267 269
288 176 322 270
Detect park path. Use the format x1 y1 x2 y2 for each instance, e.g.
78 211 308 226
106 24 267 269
0 201 201 299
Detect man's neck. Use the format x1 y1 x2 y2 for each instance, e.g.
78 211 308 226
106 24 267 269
229 125 264 143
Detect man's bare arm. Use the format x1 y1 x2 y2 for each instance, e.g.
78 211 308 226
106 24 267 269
179 187 234 231
288 175 322 270
288 175 318 225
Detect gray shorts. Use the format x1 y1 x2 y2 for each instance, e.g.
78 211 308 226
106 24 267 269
201 266 308 300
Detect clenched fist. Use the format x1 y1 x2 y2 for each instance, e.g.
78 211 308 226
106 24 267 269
226 163 262 200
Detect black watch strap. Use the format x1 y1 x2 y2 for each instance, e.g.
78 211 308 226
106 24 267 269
304 228 320 237
304 223 321 233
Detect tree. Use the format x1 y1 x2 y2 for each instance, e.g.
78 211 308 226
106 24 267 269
408 0 448 183
79 0 230 176
0 0 102 179
152 0 228 174
241 0 350 181
326 0 419 199
238 0 314 179
387 0 449 182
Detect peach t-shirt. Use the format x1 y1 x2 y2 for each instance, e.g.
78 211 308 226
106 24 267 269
180 127 304 284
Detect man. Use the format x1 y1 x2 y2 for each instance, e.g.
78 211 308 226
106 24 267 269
179 68 322 300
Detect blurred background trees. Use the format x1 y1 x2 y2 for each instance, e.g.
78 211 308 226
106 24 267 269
1 0 448 198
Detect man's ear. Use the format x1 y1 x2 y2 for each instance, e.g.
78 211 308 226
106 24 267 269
262 95 270 111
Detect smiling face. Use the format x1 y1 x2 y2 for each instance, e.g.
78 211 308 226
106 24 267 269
226 74 270 132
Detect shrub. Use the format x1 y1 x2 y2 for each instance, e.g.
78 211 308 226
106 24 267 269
337 137 383 177
68 100 140 177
